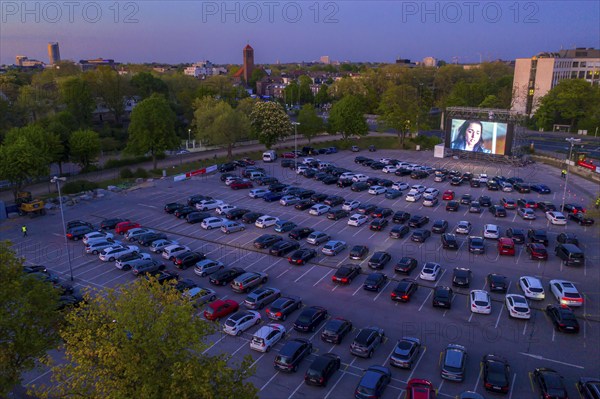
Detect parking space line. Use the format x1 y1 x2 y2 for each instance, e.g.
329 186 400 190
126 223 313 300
373 281 391 301
325 358 355 399
508 373 517 399
314 269 333 286
202 334 226 355
287 379 305 399
472 366 482 391
495 303 504 328
418 291 432 311
259 370 280 391
352 283 364 296
294 266 316 283
276 269 289 278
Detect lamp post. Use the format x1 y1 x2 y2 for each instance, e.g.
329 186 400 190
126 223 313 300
188 128 192 149
51 176 74 281
560 138 581 212
292 122 300 183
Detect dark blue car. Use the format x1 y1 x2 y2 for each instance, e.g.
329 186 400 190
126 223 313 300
531 184 551 194
354 366 391 399
263 192 283 202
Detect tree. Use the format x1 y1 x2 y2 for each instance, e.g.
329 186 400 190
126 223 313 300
378 85 420 145
297 104 324 143
130 72 169 99
314 85 330 106
193 99 251 159
85 66 131 125
298 75 314 104
58 76 95 128
248 68 266 93
34 278 258 399
283 82 299 108
41 111 79 175
69 129 101 168
250 101 291 149
327 95 368 140
0 241 61 396
126 94 179 169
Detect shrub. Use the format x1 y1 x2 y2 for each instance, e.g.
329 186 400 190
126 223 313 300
104 156 150 169
120 168 134 178
134 168 149 178
62 180 99 195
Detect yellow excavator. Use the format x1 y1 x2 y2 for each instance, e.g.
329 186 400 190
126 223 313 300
16 191 46 217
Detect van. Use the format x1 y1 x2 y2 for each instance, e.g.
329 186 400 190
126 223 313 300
231 272 268 293
555 243 585 266
249 171 266 180
262 150 277 163
440 344 467 381
497 237 515 256
352 174 369 182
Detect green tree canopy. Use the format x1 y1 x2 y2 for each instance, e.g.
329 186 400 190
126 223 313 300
126 94 179 169
130 72 169 99
84 66 131 125
378 85 420 144
298 75 314 104
69 129 101 168
34 278 258 399
250 101 291 149
314 85 330 106
58 76 95 128
297 104 324 143
0 241 61 395
327 95 368 140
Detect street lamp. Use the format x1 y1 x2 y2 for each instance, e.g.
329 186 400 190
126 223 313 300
51 176 74 281
291 122 300 183
188 129 192 149
560 138 581 212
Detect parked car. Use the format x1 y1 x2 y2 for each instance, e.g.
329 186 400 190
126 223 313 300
304 353 341 387
274 338 313 373
350 326 385 358
354 366 391 399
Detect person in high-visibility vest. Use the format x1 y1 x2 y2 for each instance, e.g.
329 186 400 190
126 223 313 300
561 169 567 178
22 225 27 237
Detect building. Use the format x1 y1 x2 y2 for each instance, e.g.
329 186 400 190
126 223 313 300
15 55 27 66
14 56 44 67
422 56 437 67
512 47 600 116
79 58 118 71
184 61 227 79
320 56 330 64
48 42 60 65
233 44 255 85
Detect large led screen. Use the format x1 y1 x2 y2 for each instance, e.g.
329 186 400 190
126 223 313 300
446 119 512 156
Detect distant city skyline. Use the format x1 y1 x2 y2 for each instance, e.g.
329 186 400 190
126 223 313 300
2 1 598 66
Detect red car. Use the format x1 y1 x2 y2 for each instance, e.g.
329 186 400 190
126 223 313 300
442 190 455 200
526 243 548 260
406 379 436 399
115 221 141 235
203 299 239 321
230 180 253 190
242 157 255 165
497 237 515 256
281 152 297 159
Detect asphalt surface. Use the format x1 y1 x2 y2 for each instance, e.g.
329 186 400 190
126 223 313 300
6 148 599 399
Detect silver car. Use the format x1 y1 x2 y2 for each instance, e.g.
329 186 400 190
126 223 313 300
244 287 281 310
221 221 245 234
131 259 165 276
184 286 217 307
194 259 225 277
150 239 178 254
306 231 330 245
124 227 153 242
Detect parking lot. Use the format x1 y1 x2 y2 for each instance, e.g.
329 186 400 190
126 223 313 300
8 148 600 398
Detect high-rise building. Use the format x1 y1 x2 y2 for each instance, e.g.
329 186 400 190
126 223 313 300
48 42 60 65
320 56 330 64
422 56 437 67
16 55 27 66
512 48 600 116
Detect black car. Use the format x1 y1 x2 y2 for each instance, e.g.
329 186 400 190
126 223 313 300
470 178 481 187
446 201 460 212
294 200 313 210
293 306 328 332
363 272 388 292
321 317 353 344
410 229 431 243
304 353 341 387
490 205 507 217
295 189 315 199
441 233 459 250
533 368 568 399
209 267 245 286
486 274 508 293
482 354 511 393
546 304 579 333
562 203 586 214
471 201 484 213
289 227 315 240
174 251 205 270
186 212 211 224
327 209 349 220
137 232 168 246
270 240 301 257
371 207 393 219
478 195 492 207
452 268 472 287
370 218 389 231
218 162 236 172
322 175 338 185
254 234 283 249
486 181 499 191
368 251 392 269
349 245 369 260
164 202 184 214
506 228 526 244
269 183 288 192
408 215 429 228
432 286 453 308
514 183 531 193
149 270 180 285
187 195 212 206
431 219 448 233
410 170 428 179
100 218 128 230
389 225 410 239
351 182 369 192
266 296 302 321
337 179 353 188
556 232 579 246
332 264 361 284
310 193 328 203
357 203 377 215
370 163 386 171
460 194 472 205
385 189 402 199
391 279 418 302
241 212 263 224
395 257 418 274
468 236 485 254
578 377 600 399
274 338 313 373
569 212 595 226
392 211 410 224
527 229 549 246
355 156 369 164
225 208 250 220
288 248 317 265
377 178 393 187
537 201 557 212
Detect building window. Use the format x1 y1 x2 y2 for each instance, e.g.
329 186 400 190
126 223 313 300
580 62 586 67
586 71 593 79
579 71 585 78
573 61 579 68
571 71 578 79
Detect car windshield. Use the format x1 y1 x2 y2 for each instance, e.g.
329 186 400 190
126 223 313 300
225 319 237 327
275 355 292 365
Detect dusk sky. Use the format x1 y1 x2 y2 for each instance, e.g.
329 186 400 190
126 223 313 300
2 1 599 65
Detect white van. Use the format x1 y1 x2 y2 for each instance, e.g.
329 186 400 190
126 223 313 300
262 150 277 163
352 174 369 182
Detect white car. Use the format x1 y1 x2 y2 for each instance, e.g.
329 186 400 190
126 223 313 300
424 188 439 198
195 199 224 211
505 294 531 319
125 227 153 242
115 252 152 271
382 165 398 174
546 211 567 225
201 217 224 230
225 176 240 185
411 185 426 193
223 310 262 336
455 221 472 235
419 262 441 281
250 323 286 352
216 204 236 215
379 158 391 164
342 200 361 211
549 280 583 307
255 215 279 228
82 231 114 245
405 191 422 202
423 197 438 207
150 239 178 254
249 188 270 198
352 174 369 182
519 276 545 300
501 182 513 192
280 196 300 206
518 208 536 220
392 182 409 191
302 157 315 165
309 204 330 216
162 244 191 260
296 165 308 174
470 290 492 314
483 224 500 239
340 172 355 180
348 214 368 226
479 174 489 183
99 245 138 262
368 186 387 195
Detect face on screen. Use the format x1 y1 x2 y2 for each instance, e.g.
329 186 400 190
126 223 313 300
465 123 482 150
448 119 510 155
